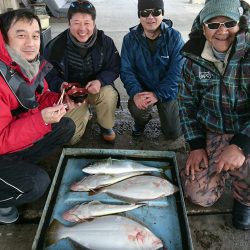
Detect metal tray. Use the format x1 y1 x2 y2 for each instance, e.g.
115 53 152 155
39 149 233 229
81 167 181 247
32 148 193 250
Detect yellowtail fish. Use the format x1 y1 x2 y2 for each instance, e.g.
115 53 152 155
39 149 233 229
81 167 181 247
46 215 164 250
82 157 164 174
63 201 143 223
94 175 179 202
70 171 147 191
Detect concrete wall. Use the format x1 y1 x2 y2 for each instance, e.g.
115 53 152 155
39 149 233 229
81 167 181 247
0 0 20 14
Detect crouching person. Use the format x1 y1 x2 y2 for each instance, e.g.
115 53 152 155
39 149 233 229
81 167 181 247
0 9 76 224
44 1 120 144
178 0 250 230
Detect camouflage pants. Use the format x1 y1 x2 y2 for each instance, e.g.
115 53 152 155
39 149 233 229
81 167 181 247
180 133 250 207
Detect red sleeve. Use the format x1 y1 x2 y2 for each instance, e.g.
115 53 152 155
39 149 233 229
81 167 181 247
0 79 55 154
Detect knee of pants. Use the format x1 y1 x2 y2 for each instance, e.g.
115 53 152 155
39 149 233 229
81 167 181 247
30 168 50 200
100 86 118 107
18 167 50 205
161 126 181 140
128 98 151 124
58 117 76 142
180 170 221 207
89 86 118 107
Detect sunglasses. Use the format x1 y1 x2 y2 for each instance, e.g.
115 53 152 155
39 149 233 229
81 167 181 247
139 9 162 18
70 1 93 10
204 20 238 30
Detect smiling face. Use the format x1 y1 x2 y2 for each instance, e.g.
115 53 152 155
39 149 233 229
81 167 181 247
7 18 40 62
139 9 163 34
69 12 95 43
203 16 239 52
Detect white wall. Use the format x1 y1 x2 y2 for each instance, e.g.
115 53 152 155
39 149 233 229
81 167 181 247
0 0 20 14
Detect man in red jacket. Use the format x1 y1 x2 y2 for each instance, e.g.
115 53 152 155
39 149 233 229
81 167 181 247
0 9 76 224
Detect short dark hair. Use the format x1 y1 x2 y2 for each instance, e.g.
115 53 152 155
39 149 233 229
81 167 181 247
0 9 41 44
67 1 96 22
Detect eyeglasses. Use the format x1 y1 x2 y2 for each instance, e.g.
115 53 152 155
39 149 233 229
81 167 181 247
139 9 162 18
204 20 238 30
70 1 93 10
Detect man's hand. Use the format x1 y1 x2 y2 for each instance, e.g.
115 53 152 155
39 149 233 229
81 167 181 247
134 92 158 110
86 80 101 94
60 82 69 92
186 149 208 181
216 144 245 173
41 104 67 124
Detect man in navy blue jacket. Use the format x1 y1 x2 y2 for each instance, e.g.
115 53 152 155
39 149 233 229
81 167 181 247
121 0 184 139
44 1 120 144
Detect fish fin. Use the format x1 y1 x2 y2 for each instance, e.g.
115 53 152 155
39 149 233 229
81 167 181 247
88 187 104 196
136 202 147 207
173 185 179 193
45 219 64 247
88 200 103 205
88 189 97 196
107 157 112 164
80 217 95 222
159 172 167 179
159 164 173 173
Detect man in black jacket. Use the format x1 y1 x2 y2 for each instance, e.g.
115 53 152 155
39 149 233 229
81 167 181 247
44 0 120 144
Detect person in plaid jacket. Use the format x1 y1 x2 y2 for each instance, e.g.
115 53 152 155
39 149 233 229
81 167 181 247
178 0 250 230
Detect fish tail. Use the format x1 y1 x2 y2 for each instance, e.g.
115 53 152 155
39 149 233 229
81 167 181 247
45 219 63 247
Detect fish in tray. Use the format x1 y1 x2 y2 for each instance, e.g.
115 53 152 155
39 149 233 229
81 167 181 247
46 215 164 250
93 175 179 202
82 157 165 174
70 171 147 191
63 201 143 223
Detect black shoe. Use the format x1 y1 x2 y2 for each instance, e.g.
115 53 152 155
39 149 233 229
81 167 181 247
100 127 116 143
132 124 145 137
0 206 19 224
232 199 250 230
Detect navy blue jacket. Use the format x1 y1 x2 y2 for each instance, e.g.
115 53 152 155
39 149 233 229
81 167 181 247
120 19 184 102
44 29 120 93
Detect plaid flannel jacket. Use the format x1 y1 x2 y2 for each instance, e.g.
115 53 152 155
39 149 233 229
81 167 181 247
178 31 250 154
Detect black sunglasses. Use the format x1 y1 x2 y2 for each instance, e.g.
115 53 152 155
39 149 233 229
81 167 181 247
204 20 238 30
70 1 93 10
139 9 162 18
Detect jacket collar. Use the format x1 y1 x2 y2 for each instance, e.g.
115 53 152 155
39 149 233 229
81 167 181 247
182 31 249 62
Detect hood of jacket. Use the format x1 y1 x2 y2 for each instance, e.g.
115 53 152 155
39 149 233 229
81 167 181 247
181 29 250 71
0 31 29 79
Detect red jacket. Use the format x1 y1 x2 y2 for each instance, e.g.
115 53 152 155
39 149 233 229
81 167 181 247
0 31 59 155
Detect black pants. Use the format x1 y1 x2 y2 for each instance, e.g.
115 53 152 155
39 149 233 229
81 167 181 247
0 117 75 208
128 98 182 139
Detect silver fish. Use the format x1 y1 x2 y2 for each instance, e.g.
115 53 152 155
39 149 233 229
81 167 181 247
71 171 147 191
82 157 164 174
46 215 164 250
95 175 179 202
63 201 143 223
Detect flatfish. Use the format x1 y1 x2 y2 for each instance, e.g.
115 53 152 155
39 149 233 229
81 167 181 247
63 201 143 222
46 215 164 250
95 175 179 202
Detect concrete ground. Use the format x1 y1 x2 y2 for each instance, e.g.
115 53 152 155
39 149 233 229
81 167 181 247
1 0 250 249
